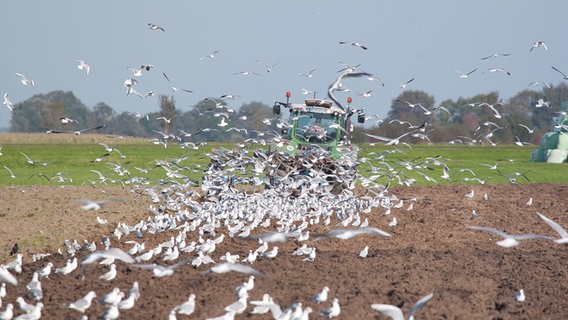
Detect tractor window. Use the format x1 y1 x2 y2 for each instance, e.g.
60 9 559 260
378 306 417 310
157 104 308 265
294 114 339 143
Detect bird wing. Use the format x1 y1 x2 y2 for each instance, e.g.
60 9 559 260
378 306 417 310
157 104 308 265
466 226 509 238
370 304 404 320
551 65 567 77
357 227 392 237
536 212 568 239
408 293 434 320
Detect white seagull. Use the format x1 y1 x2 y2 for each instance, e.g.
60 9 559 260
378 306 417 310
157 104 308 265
398 77 415 88
299 67 318 78
200 50 220 61
99 264 117 281
81 248 135 265
313 286 329 304
327 71 372 110
518 124 536 134
320 297 340 318
371 292 434 320
466 226 553 247
74 60 90 75
132 260 190 277
148 22 165 31
0 267 18 286
172 293 196 315
3 93 14 112
454 68 477 79
485 67 511 76
515 289 526 302
15 73 35 86
551 65 568 80
315 227 391 240
481 53 511 60
205 262 261 275
530 40 548 51
162 72 192 93
338 41 368 50
536 212 568 244
68 291 97 313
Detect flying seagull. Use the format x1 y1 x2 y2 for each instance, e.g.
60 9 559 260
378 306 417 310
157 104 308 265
315 227 391 241
148 23 165 31
371 292 434 320
299 67 318 78
536 212 568 244
15 73 35 86
327 71 372 110
3 93 14 112
74 60 90 75
551 66 568 80
162 72 192 93
82 248 135 265
485 67 511 76
466 225 553 247
338 41 368 50
398 77 415 88
481 53 511 60
530 40 548 52
200 50 220 61
204 262 261 275
454 68 477 79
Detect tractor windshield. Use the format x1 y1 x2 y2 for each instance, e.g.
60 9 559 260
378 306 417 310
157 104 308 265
293 112 339 144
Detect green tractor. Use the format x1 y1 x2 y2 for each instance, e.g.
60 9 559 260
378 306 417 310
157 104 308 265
267 91 366 193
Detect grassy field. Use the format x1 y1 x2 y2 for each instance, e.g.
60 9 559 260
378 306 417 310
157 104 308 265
0 133 567 186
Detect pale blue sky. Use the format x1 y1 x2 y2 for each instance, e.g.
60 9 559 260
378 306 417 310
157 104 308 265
1 1 566 128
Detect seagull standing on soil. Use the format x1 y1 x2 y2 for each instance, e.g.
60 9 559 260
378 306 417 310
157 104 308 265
320 297 340 318
99 264 117 281
0 304 13 320
68 291 97 313
313 287 329 304
515 289 526 302
172 293 196 315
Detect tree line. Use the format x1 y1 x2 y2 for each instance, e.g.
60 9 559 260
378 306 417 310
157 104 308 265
8 83 568 145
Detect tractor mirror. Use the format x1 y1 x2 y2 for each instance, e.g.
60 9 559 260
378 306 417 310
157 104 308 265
358 113 366 123
273 103 281 115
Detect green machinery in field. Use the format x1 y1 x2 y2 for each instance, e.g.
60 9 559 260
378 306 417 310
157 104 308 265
531 101 568 163
267 91 366 193
271 91 365 160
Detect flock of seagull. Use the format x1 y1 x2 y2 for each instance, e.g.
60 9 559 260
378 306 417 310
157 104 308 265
1 128 566 318
1 20 567 319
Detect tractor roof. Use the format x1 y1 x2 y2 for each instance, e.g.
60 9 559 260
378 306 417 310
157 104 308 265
288 99 345 115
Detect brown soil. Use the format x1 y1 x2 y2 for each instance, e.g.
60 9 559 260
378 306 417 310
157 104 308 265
1 183 567 319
